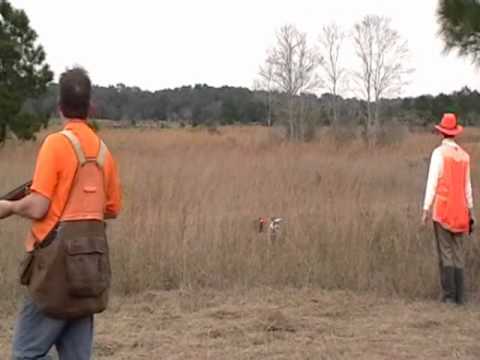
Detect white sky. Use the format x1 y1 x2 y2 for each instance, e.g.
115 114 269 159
11 0 480 97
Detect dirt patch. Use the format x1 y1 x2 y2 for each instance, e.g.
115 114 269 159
262 310 296 333
207 307 244 320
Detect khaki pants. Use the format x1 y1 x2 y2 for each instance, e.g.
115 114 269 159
433 222 465 269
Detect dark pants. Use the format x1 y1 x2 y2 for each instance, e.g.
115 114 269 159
12 295 93 360
434 222 465 268
433 222 466 304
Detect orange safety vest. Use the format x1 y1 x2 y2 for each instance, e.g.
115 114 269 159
26 130 108 249
432 145 470 233
60 130 107 222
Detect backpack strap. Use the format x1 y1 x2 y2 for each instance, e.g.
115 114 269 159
61 130 86 165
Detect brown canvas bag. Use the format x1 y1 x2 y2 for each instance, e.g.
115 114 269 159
19 252 34 286
27 221 111 319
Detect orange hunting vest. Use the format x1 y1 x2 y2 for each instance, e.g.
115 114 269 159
27 130 108 249
432 145 470 233
59 130 107 222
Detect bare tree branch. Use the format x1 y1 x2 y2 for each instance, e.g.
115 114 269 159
318 23 347 125
256 59 275 126
353 15 413 144
258 24 321 140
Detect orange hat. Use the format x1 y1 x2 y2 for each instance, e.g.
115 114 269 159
435 113 463 136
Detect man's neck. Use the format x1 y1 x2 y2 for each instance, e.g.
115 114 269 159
63 118 87 126
442 138 457 146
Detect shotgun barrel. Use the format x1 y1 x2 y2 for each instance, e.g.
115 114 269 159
0 181 32 201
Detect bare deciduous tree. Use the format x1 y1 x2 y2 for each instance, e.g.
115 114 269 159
256 60 275 127
353 15 412 143
259 24 321 140
318 23 347 126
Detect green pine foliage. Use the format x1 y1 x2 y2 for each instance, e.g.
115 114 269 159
0 0 53 142
438 0 480 63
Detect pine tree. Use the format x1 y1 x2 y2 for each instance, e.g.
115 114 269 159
0 0 53 142
438 0 480 64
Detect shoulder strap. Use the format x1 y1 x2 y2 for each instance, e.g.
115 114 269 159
61 129 108 168
96 141 108 168
61 130 86 165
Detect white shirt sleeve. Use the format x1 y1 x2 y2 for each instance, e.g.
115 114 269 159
466 161 473 209
423 148 442 211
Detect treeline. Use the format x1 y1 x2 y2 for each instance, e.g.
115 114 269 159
28 83 267 126
27 83 480 127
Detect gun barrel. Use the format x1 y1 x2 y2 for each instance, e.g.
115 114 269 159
0 181 32 201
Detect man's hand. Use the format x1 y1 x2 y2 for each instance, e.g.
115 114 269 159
422 209 430 226
0 200 13 220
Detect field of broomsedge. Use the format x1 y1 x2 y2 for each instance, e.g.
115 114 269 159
1 124 480 306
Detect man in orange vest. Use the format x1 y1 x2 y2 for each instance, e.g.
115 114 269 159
422 113 473 305
0 67 122 359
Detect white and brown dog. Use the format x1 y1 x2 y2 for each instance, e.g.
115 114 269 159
257 217 284 242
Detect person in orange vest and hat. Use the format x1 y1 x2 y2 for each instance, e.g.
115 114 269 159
422 113 474 305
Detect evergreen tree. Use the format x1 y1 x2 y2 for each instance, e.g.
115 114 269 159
438 0 480 63
0 0 53 142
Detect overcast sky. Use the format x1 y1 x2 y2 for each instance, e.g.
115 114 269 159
11 0 480 97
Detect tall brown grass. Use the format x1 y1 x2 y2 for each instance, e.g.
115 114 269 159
2 125 480 304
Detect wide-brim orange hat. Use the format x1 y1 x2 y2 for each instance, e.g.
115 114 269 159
435 113 463 136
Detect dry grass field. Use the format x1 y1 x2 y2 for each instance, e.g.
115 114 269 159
1 125 480 358
1 288 480 359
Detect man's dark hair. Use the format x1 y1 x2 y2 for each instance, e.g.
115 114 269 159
59 67 91 119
